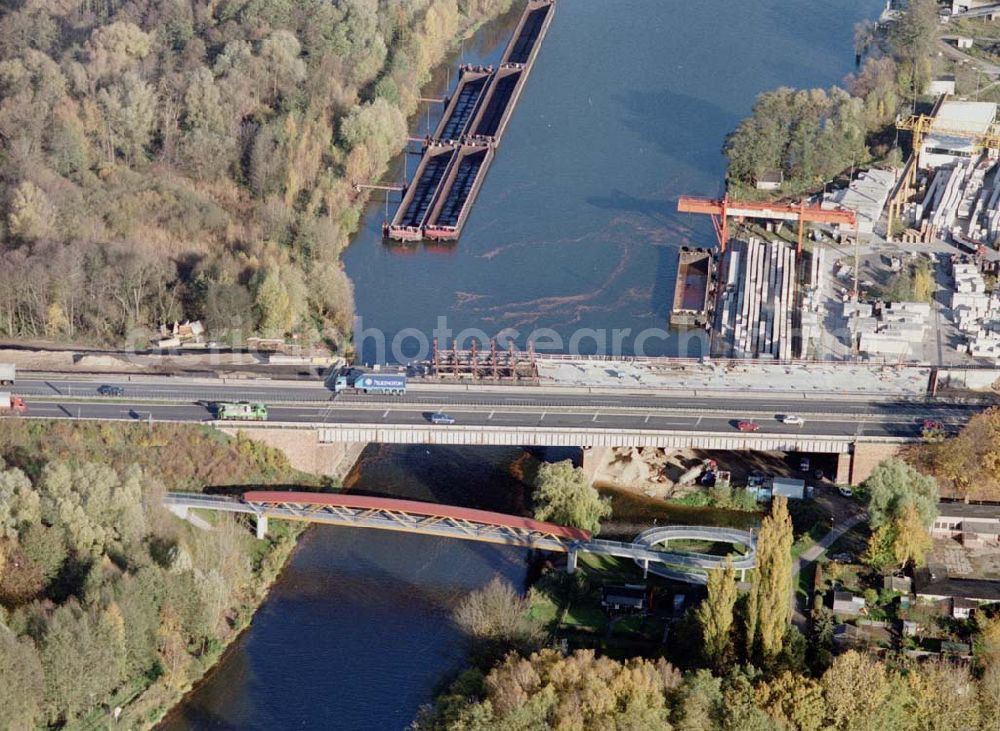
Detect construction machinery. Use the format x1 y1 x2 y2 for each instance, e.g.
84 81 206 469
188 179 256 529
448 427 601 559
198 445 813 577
676 195 857 253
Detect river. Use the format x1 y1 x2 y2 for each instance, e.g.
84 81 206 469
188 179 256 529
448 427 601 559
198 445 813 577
161 2 883 729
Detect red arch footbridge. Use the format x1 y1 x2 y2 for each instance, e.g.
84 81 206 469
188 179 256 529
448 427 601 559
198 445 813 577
162 491 755 583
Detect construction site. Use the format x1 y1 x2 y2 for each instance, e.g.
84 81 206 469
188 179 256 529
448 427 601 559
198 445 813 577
673 196 857 360
428 339 539 382
671 93 1000 366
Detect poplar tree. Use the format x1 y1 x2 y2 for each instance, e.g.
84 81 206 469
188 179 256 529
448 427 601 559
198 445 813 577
746 496 793 660
696 558 737 668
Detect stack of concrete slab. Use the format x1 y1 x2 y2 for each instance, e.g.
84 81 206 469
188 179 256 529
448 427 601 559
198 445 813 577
949 258 1000 362
854 301 930 360
713 238 797 359
915 153 1000 246
799 246 827 355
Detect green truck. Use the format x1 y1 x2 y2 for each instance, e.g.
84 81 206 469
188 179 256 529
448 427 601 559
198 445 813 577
215 402 269 421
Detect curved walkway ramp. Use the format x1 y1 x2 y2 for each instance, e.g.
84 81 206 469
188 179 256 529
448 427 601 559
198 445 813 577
578 525 756 584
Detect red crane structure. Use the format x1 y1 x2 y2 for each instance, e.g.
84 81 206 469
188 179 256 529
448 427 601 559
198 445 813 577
677 195 858 253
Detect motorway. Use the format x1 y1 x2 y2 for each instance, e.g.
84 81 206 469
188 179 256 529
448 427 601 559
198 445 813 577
6 373 989 439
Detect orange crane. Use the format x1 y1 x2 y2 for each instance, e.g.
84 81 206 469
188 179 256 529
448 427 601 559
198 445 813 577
677 195 858 253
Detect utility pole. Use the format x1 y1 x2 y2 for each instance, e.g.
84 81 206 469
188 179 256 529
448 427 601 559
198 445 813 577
853 221 860 301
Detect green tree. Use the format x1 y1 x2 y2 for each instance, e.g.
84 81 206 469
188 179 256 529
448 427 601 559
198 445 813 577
0 629 45 731
0 464 40 538
863 458 938 529
696 557 738 668
674 669 723 731
532 460 611 535
746 496 794 661
7 180 55 241
39 602 121 723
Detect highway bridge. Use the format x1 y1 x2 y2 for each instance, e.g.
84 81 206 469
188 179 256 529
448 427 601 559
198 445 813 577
8 371 984 483
164 491 755 583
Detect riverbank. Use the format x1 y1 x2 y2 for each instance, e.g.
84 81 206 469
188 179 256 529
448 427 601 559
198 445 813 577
0 420 333 729
120 521 307 730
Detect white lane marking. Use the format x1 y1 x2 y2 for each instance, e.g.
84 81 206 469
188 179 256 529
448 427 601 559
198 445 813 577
489 411 494 419
696 416 702 426
592 412 599 422
382 410 389 418
540 412 546 420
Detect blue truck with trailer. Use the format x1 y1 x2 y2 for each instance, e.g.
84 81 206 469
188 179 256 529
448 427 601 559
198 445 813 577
333 369 407 395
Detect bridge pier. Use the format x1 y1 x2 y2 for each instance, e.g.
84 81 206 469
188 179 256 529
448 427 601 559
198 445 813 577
642 558 649 579
580 446 610 486
255 514 268 540
567 549 578 574
835 453 852 485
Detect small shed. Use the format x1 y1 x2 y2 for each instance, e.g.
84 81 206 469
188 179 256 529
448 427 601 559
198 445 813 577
929 76 957 96
953 597 978 619
755 170 783 191
833 591 866 616
883 574 913 593
956 36 974 50
832 623 862 647
772 477 806 500
601 585 649 614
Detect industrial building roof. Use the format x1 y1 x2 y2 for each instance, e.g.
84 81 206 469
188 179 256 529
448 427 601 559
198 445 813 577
932 101 997 136
937 501 1000 520
823 168 895 229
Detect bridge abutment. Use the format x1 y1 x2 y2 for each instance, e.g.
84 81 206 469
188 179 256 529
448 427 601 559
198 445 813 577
849 442 901 485
217 427 367 479
567 549 578 574
255 514 268 540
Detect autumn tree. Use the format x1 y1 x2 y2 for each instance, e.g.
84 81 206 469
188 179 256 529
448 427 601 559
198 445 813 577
821 650 910 731
532 460 611 535
745 495 793 661
696 557 738 668
917 407 1000 500
454 577 543 662
754 671 827 731
906 660 981 731
423 649 680 730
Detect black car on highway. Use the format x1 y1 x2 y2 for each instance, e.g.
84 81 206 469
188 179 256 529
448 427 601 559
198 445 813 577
97 384 125 396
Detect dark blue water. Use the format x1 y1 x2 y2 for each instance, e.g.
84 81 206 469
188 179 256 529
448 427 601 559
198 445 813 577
344 0 886 363
163 2 884 729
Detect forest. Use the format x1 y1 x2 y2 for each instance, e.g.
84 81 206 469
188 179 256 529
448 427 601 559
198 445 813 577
0 419 324 729
0 0 512 347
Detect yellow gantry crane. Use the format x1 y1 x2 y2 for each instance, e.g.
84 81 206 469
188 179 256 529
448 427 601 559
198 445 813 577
888 108 1000 235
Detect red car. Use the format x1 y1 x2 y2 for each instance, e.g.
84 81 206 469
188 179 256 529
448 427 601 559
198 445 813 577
922 419 944 431
738 420 760 432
